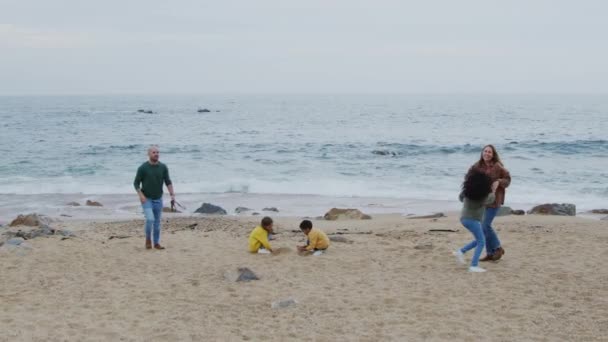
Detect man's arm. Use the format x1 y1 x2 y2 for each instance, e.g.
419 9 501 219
134 167 146 203
164 166 175 200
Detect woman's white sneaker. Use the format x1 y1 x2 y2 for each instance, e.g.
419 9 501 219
468 266 486 273
453 250 465 265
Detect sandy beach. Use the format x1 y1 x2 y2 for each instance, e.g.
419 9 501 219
1 213 606 341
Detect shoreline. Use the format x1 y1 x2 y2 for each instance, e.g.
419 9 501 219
1 191 605 224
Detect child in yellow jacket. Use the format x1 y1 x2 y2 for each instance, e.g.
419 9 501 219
296 220 329 256
248 216 274 254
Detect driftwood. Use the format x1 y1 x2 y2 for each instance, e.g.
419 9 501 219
407 213 446 219
108 235 131 240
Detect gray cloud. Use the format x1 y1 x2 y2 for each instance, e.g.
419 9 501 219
1 0 607 94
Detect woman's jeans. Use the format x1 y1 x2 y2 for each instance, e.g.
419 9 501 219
142 199 163 244
482 207 502 255
460 218 485 267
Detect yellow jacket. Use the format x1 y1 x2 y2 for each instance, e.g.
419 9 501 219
306 228 330 251
249 226 271 252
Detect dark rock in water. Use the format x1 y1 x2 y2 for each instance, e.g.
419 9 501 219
252 212 260 216
66 202 80 207
194 203 227 215
224 267 259 282
528 203 576 216
324 208 372 220
511 209 525 215
496 206 512 216
590 209 608 214
372 150 397 156
9 213 51 227
262 207 279 212
86 200 103 207
197 108 211 113
235 207 252 214
407 213 445 220
162 207 181 213
137 109 154 114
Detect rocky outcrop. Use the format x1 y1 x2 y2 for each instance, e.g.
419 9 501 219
197 108 211 113
235 207 252 214
324 208 371 220
194 203 227 215
262 207 279 212
9 214 51 227
66 202 81 207
590 209 608 214
528 203 576 216
511 209 525 215
86 200 103 207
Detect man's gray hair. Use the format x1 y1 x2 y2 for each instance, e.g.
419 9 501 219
148 145 159 153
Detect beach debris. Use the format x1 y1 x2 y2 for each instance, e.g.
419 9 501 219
235 207 252 214
407 213 445 219
224 267 259 282
86 200 103 207
590 209 608 214
262 207 279 212
109 235 131 240
497 206 513 216
414 242 434 250
511 209 525 215
331 231 372 235
428 228 459 233
271 298 298 309
324 208 372 220
66 202 81 206
162 207 181 213
528 203 576 216
9 213 52 227
137 109 154 114
6 238 25 246
329 236 352 243
187 223 198 229
194 203 227 215
197 108 211 113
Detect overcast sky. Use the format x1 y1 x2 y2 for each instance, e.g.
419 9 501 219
1 0 607 95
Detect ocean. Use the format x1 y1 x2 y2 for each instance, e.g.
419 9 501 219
1 94 606 221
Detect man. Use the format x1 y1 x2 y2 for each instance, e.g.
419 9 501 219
133 145 175 250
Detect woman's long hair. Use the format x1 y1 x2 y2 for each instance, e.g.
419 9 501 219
475 144 503 168
462 170 492 201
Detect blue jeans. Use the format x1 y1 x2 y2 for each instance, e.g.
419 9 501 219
142 199 163 244
482 207 502 255
460 218 486 267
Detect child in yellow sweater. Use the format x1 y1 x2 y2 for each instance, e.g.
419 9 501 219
248 216 274 254
296 220 329 256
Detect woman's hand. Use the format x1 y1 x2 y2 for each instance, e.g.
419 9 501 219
491 181 499 193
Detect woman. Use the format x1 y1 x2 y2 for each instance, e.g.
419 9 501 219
466 145 511 261
453 170 499 272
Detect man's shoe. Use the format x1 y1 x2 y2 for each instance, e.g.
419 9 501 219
145 239 152 249
479 254 493 262
154 244 165 250
492 247 505 261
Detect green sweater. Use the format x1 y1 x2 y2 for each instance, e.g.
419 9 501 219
133 162 172 200
459 192 495 221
